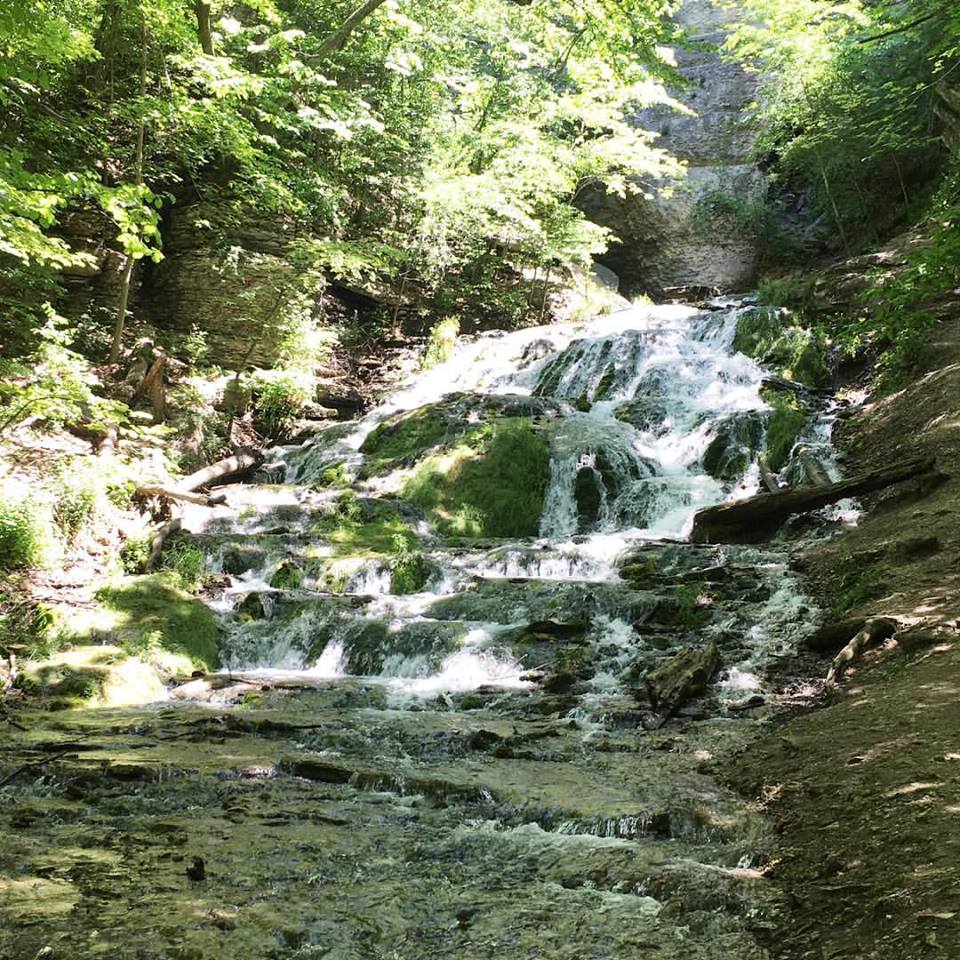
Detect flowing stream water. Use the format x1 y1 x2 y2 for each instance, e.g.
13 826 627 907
3 298 837 960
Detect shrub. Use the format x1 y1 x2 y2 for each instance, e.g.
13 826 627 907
421 316 460 370
120 536 152 575
249 369 312 437
161 541 206 591
0 497 49 571
51 475 97 544
0 582 59 660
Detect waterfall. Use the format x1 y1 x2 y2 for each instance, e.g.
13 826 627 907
178 295 827 705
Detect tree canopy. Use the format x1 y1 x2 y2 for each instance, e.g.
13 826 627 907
0 0 686 357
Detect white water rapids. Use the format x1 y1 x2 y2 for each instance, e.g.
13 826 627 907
182 297 839 702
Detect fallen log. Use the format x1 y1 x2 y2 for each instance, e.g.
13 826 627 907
827 617 899 684
644 642 720 717
181 452 261 491
757 454 780 493
691 456 941 544
135 485 227 507
805 617 872 654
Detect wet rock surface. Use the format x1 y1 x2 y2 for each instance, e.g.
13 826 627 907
2 302 830 958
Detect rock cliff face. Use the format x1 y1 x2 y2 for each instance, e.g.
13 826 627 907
937 76 960 157
585 0 766 297
139 202 305 368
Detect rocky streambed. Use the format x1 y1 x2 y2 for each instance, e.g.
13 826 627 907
1 300 840 959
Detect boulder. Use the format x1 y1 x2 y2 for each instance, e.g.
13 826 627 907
702 412 765 483
644 642 720 716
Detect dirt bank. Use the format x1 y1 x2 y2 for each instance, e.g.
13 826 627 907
734 292 960 958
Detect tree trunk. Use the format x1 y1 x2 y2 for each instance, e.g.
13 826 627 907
109 19 148 365
691 456 942 544
195 0 214 54
181 453 261 491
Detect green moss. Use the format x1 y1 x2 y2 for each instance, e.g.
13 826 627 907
16 645 172 708
402 418 550 539
360 406 449 473
702 412 765 483
764 393 809 472
312 495 420 558
269 560 304 590
671 584 711 628
733 307 827 387
93 573 220 671
389 534 434 594
316 462 350 488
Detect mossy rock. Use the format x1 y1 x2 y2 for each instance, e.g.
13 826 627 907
269 560 304 590
93 573 220 671
401 418 550 539
762 392 809 472
389 552 437 595
702 412 765 483
360 394 562 478
614 398 672 435
361 405 450 468
236 592 268 620
16 645 170 709
733 307 827 387
312 494 421 557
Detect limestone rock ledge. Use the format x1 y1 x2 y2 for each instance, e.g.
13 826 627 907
582 0 766 296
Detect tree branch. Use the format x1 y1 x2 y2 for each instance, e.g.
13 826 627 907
858 3 950 44
314 0 390 58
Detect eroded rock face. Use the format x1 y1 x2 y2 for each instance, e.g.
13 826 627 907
583 0 766 296
937 76 960 157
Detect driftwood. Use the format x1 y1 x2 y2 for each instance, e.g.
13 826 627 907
181 453 260 491
134 453 260 508
691 456 941 544
135 485 227 507
827 617 899 684
801 455 833 488
644 642 720 717
757 454 780 494
147 518 182 570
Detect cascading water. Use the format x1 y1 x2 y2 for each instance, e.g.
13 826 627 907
165 296 837 958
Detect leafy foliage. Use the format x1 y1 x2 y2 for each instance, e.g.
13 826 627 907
0 0 686 356
727 0 958 248
421 316 460 370
0 497 49 571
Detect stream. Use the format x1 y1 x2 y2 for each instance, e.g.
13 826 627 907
2 298 837 960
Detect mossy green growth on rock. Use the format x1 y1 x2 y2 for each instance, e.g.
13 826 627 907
360 406 449 473
734 307 827 387
269 560 304 589
15 646 171 709
402 418 550 538
91 573 220 671
763 392 808 472
702 412 765 483
312 493 420 557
